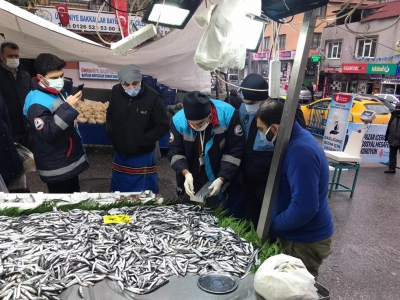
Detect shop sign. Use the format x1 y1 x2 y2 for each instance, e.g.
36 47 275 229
252 51 270 61
34 6 170 35
79 62 118 80
397 61 400 76
366 63 397 75
322 93 354 152
324 66 342 73
342 63 367 74
279 50 295 60
347 123 389 163
311 55 321 62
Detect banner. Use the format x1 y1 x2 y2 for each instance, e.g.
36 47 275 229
322 93 354 151
79 62 119 80
346 123 389 163
366 63 397 75
35 6 170 36
111 0 129 38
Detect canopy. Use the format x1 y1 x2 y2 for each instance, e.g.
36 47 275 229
0 0 211 92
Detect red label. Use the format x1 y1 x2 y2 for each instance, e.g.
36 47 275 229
342 64 367 74
333 93 352 104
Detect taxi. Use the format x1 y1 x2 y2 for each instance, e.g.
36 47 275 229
300 97 391 126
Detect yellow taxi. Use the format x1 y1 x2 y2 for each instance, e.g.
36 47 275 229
300 97 391 126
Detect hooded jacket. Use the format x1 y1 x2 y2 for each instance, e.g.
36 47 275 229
23 79 89 183
385 110 400 147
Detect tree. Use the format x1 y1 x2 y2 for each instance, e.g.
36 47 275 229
6 0 37 8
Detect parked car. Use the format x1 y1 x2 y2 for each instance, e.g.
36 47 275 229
278 87 312 103
227 74 239 91
375 94 400 104
301 97 391 126
356 94 395 112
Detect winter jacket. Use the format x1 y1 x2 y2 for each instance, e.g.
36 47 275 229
270 122 334 243
106 82 170 156
0 65 35 136
23 80 89 184
225 95 243 110
0 92 23 186
168 100 245 191
385 111 400 147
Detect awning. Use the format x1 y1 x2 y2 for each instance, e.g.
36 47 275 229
0 0 211 92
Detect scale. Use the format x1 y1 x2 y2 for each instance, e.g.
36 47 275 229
359 110 376 124
197 273 238 294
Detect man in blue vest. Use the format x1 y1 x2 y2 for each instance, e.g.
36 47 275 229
168 92 244 206
239 74 306 225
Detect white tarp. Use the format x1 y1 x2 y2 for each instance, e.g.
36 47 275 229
0 0 211 92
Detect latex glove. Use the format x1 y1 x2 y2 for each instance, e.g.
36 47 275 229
184 173 195 196
208 178 224 197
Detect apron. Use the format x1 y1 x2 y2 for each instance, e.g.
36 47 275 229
110 151 158 194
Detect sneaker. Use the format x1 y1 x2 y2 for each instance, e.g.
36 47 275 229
384 170 396 174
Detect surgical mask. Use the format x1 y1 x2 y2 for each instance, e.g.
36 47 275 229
46 78 64 91
190 121 209 132
265 126 277 143
245 103 260 114
259 130 275 147
6 58 19 69
124 85 141 96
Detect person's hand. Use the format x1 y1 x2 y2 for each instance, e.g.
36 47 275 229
67 91 82 108
184 173 194 196
208 178 224 196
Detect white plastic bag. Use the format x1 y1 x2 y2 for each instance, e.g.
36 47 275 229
254 254 318 300
194 0 261 72
0 174 9 193
15 143 35 176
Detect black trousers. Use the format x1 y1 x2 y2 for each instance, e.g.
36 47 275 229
389 145 399 171
47 176 80 193
241 180 267 226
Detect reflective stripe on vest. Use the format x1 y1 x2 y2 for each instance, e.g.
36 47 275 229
37 155 86 177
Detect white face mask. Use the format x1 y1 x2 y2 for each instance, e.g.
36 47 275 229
259 130 275 147
245 103 260 114
191 121 209 132
265 126 277 143
6 58 19 69
46 78 65 91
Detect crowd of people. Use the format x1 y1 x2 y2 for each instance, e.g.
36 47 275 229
0 41 335 278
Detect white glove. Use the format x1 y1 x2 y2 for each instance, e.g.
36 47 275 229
208 178 224 197
184 173 195 196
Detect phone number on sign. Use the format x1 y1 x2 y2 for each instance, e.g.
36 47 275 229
58 24 117 31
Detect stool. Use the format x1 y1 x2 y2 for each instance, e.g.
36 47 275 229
328 161 360 198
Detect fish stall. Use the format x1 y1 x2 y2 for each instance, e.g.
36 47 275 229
0 192 284 300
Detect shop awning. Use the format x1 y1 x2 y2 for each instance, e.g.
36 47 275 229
0 0 211 92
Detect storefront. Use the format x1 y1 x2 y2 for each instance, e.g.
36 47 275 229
250 50 296 82
322 66 343 97
366 63 400 94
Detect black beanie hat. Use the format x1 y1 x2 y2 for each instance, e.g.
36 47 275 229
183 91 211 120
241 74 269 101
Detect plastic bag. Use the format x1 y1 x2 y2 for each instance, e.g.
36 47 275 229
15 143 35 176
254 254 318 300
0 174 9 193
193 0 262 72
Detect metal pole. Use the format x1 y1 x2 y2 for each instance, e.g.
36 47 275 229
215 71 220 99
224 72 230 104
256 9 318 242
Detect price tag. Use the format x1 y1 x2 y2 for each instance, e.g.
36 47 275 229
104 215 131 224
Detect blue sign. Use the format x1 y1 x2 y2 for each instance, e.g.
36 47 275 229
397 61 400 76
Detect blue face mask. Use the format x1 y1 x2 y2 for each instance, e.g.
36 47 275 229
125 86 141 96
259 130 275 148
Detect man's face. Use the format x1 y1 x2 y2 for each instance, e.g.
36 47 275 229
0 46 19 64
257 117 279 141
188 114 211 131
38 70 64 86
121 81 141 90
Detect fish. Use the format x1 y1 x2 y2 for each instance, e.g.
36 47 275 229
0 204 257 298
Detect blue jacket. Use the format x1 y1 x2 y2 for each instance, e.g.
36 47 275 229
270 122 334 243
23 83 89 183
0 92 23 186
168 100 245 193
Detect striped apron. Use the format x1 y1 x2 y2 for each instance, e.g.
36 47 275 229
110 151 158 193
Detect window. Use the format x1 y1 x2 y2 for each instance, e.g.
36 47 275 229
278 35 286 49
364 104 390 114
326 41 342 59
356 38 377 58
312 33 322 48
263 37 270 50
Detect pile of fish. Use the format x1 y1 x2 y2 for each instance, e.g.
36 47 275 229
0 204 259 299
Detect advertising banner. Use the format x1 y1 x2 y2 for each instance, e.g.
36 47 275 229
111 0 129 38
366 64 397 75
342 63 367 74
79 62 118 80
35 6 170 35
322 93 354 151
346 123 389 163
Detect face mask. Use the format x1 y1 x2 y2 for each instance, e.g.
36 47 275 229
6 58 19 69
190 121 209 132
259 130 275 147
245 103 260 114
46 77 64 91
265 125 277 143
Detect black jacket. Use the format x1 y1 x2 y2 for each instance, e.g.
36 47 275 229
225 95 243 110
24 82 89 183
0 92 23 186
106 82 170 155
0 65 35 136
385 111 400 146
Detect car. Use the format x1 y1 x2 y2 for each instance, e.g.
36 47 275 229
375 94 400 104
277 87 312 103
355 94 395 112
301 97 391 127
227 74 239 91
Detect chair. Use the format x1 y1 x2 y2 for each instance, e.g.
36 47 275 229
324 130 364 198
